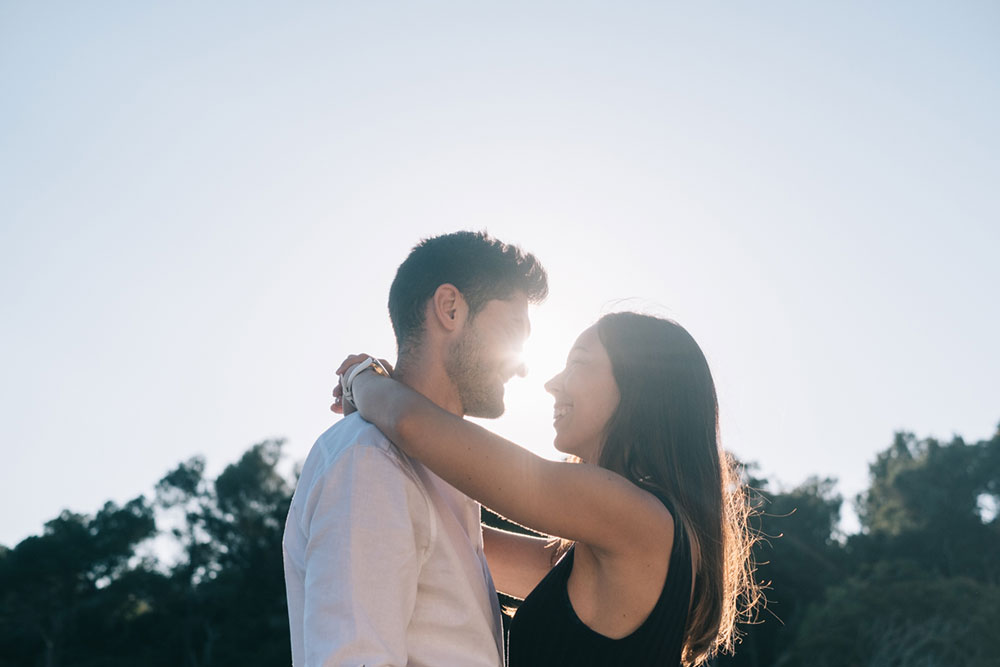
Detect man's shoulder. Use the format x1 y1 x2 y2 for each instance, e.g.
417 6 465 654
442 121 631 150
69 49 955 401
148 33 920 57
287 416 437 559
304 414 417 479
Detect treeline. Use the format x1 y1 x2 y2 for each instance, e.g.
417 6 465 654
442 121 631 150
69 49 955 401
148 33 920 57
0 441 292 667
1 426 998 666
720 426 1000 666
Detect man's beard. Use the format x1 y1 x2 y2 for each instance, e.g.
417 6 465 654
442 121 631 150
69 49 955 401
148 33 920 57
445 326 506 419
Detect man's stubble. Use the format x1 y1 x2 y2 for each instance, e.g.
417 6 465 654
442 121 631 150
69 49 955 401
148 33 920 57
444 324 506 419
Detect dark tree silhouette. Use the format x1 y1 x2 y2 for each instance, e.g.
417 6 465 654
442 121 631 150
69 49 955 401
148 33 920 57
786 565 1000 667
2 424 997 666
0 498 156 667
714 471 845 667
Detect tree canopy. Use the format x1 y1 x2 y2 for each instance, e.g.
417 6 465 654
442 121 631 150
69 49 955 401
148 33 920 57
1 424 997 666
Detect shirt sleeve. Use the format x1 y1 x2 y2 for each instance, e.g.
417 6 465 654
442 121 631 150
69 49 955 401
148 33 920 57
297 443 432 667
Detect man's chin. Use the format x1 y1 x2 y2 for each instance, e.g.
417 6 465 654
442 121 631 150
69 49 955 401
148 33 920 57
464 402 506 419
461 387 506 419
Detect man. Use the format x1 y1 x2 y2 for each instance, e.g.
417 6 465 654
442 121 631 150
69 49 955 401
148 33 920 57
283 231 548 666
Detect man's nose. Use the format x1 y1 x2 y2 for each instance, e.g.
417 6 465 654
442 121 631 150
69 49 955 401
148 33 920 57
514 362 528 378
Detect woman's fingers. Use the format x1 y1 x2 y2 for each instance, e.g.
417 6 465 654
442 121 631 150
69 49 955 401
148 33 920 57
334 353 394 377
331 352 390 415
332 353 372 415
336 353 371 376
331 384 345 413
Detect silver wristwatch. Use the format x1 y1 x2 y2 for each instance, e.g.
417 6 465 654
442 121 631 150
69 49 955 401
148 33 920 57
341 356 391 406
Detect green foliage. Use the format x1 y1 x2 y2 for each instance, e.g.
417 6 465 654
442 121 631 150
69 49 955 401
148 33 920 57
786 566 1000 667
718 425 1000 667
858 431 998 536
2 426 997 666
0 440 293 667
0 498 157 666
149 439 294 667
851 429 1000 584
717 474 846 667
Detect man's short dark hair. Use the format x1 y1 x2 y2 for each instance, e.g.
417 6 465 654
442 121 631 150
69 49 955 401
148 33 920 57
388 231 548 352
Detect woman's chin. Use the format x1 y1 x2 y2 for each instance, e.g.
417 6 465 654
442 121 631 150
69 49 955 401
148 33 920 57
552 437 577 459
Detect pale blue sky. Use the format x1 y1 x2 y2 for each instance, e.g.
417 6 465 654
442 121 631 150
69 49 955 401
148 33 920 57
2 2 998 546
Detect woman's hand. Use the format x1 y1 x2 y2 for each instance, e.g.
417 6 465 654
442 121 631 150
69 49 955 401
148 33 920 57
331 354 394 415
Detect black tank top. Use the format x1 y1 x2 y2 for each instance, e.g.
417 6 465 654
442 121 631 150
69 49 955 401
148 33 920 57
507 495 692 666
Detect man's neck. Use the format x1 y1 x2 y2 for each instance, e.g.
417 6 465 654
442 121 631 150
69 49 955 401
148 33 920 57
393 352 465 417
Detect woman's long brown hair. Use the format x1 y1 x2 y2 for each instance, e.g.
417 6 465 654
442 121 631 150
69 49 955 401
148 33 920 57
595 312 760 665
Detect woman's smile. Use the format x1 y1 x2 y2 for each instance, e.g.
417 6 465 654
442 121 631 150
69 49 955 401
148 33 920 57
553 403 573 425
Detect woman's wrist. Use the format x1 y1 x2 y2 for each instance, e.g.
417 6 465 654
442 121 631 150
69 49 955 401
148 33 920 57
342 356 391 405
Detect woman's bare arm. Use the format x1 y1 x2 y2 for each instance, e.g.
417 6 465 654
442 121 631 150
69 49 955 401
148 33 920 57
352 372 672 556
482 526 556 600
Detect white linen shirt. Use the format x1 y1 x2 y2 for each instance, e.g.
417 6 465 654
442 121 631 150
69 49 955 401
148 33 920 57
283 414 504 667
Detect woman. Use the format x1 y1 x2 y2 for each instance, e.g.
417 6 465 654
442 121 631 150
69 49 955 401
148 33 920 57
338 312 759 666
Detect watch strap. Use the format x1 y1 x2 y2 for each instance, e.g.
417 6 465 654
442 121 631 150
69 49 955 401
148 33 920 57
342 357 390 405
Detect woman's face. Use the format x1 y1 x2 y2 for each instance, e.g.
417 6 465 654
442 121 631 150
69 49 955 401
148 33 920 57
544 325 620 463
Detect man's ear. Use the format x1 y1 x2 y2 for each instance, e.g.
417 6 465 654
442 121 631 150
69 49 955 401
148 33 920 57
431 283 468 333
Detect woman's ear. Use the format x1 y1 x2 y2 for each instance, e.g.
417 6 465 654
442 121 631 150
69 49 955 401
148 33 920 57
431 283 469 333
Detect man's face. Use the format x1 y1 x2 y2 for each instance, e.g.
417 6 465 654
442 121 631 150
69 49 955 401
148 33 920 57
445 291 530 418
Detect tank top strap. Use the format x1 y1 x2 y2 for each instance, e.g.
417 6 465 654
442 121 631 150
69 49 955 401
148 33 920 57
645 488 691 570
644 487 680 525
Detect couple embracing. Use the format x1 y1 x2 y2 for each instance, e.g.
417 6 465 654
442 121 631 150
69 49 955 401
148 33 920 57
283 231 758 666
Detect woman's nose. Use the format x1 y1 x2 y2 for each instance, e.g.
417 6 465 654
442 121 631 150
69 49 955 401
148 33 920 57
544 372 561 395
